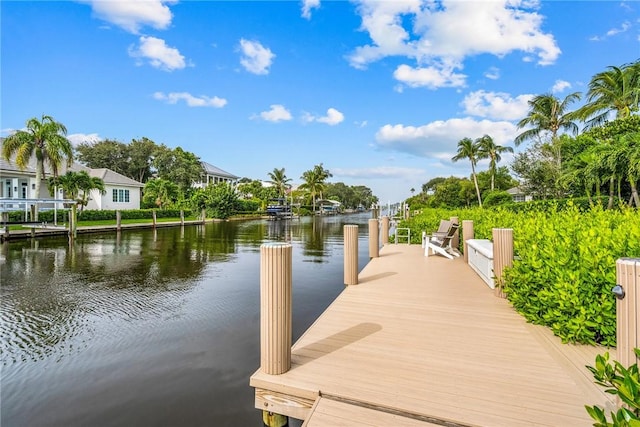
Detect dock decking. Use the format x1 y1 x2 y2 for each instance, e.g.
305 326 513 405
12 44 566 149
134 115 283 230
250 244 615 426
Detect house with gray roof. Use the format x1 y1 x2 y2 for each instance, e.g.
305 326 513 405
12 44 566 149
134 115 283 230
193 161 239 188
0 151 144 211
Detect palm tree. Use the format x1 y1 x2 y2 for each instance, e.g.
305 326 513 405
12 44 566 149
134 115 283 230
311 163 332 200
49 171 105 237
452 137 483 207
476 135 514 190
267 167 292 198
298 170 321 213
576 61 640 130
515 92 581 147
2 115 73 220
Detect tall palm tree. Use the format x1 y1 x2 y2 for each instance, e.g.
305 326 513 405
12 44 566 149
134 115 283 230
476 135 514 190
267 167 292 198
2 115 73 220
298 168 324 213
452 137 483 207
49 171 105 237
310 163 332 200
515 92 581 146
576 61 640 130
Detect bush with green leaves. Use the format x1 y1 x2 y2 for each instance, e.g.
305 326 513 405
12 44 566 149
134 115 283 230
585 349 640 427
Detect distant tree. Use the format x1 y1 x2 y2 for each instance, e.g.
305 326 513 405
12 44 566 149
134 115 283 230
476 135 514 191
153 145 204 194
422 177 446 194
299 164 332 212
208 182 239 219
143 178 179 208
2 115 73 220
76 139 130 177
476 167 518 195
267 167 292 198
451 137 483 207
128 137 156 183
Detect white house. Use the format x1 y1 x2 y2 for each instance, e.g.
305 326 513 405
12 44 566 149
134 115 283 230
506 186 533 203
0 155 143 211
193 161 239 188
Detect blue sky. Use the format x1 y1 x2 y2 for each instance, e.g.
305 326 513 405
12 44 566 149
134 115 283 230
2 1 638 203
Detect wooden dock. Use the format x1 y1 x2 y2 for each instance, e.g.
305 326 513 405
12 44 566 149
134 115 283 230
250 244 616 426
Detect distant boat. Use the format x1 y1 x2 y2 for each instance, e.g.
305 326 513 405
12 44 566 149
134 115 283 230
266 198 293 220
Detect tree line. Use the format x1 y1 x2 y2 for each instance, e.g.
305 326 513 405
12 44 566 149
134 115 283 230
412 59 639 209
2 121 377 219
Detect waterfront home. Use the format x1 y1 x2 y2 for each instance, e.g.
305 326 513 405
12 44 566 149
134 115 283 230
0 155 143 211
193 161 239 188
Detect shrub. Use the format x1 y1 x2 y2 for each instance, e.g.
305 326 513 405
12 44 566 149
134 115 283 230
585 349 640 426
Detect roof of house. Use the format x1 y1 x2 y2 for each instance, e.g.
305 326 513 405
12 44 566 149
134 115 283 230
202 161 239 180
1 152 144 187
506 187 525 195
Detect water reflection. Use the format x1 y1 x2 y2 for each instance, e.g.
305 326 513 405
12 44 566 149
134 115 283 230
0 214 373 427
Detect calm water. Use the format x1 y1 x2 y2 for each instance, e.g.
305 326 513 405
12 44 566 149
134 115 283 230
0 213 374 427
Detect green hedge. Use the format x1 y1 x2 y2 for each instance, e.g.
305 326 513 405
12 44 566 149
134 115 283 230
76 209 194 221
402 204 640 345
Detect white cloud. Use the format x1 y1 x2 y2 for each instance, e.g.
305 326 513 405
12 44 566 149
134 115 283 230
303 108 345 125
606 21 631 37
347 0 560 88
484 66 500 80
375 117 518 158
393 63 467 89
461 90 533 121
239 39 275 75
255 104 292 122
332 166 426 180
84 0 175 34
153 92 227 108
301 0 320 19
590 21 631 41
129 36 187 71
67 133 102 146
551 80 571 93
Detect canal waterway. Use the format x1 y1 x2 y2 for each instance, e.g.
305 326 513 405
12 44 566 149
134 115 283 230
1 213 375 427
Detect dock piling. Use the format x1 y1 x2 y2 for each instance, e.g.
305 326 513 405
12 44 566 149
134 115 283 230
381 216 389 245
492 228 513 298
152 210 157 229
260 243 292 375
116 211 122 232
344 225 359 285
615 258 640 369
368 219 379 258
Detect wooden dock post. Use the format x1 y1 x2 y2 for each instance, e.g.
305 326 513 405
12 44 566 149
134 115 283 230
450 216 459 252
492 228 513 298
2 212 9 240
201 208 206 224
180 209 184 225
152 210 157 229
368 219 379 258
381 216 389 245
615 258 640 369
462 220 474 263
344 225 359 285
260 243 292 375
116 211 122 232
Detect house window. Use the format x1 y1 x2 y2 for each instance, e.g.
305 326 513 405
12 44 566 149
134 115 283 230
112 189 130 203
513 194 526 203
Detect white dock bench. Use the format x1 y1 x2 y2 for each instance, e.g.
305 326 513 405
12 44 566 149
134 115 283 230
466 239 494 289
